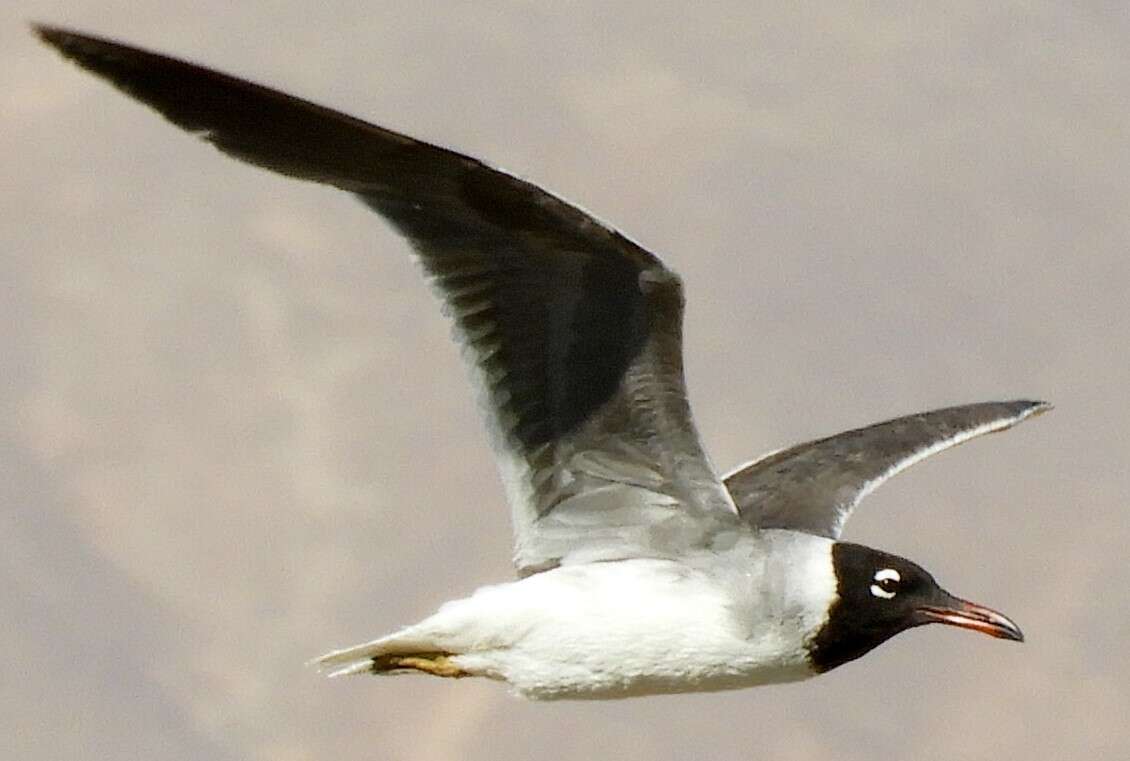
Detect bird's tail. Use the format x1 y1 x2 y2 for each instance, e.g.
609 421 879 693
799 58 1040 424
310 629 468 678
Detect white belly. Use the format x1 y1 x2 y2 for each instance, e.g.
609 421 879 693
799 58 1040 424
421 559 817 699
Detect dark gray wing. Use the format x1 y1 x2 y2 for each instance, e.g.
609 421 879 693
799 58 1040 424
724 400 1050 539
37 26 741 575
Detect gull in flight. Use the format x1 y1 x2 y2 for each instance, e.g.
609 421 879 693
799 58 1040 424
38 25 1048 700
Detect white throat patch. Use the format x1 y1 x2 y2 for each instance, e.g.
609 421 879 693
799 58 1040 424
779 534 840 640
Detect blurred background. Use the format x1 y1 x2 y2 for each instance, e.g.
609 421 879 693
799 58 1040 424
4 2 1128 759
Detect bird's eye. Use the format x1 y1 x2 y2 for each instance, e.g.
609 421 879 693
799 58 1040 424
870 568 901 599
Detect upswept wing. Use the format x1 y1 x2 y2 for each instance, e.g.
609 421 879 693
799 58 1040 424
724 400 1050 539
37 26 741 576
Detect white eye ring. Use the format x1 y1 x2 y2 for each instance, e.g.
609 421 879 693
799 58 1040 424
870 568 901 599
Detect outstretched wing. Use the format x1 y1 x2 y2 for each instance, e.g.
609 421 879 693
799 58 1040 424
37 26 741 575
724 400 1050 539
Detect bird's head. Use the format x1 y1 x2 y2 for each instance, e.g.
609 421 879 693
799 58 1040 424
806 542 1023 673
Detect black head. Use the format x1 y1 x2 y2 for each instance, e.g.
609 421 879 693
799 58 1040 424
807 542 1023 673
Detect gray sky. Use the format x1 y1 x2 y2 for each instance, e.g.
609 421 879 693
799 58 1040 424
5 2 1129 760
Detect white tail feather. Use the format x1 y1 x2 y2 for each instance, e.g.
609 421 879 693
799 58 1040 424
309 624 452 677
310 638 391 673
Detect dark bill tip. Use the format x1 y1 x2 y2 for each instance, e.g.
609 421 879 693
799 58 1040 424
917 598 1024 642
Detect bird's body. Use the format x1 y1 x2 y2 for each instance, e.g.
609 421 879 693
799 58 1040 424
322 532 836 699
37 24 1043 701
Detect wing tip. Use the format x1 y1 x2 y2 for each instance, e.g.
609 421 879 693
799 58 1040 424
32 23 121 71
1011 398 1053 423
31 22 83 51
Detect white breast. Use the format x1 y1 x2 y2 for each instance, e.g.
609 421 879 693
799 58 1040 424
422 549 834 700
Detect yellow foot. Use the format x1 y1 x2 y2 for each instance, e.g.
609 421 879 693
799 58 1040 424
372 652 468 678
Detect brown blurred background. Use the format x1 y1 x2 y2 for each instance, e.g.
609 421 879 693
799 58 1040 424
4 2 1128 759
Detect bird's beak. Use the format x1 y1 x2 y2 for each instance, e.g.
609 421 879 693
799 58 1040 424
916 592 1024 642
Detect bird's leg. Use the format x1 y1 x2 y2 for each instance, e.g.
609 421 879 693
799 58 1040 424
371 652 468 678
